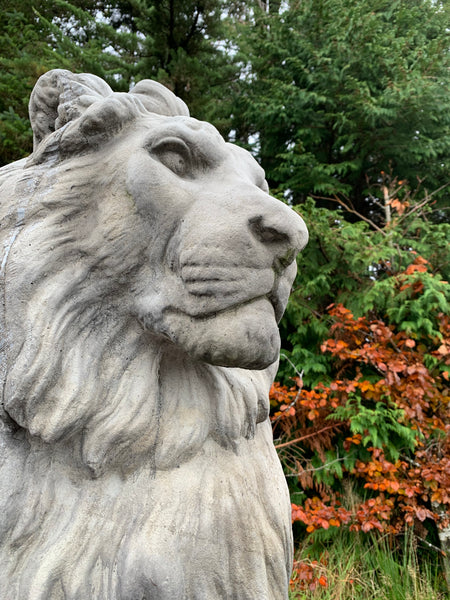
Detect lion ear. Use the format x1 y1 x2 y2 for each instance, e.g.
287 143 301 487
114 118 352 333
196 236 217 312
29 69 113 151
130 80 190 117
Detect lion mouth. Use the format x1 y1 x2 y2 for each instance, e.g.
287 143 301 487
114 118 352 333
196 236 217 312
179 264 287 323
179 260 296 323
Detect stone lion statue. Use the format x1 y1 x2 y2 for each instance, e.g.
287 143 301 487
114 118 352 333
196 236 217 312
0 69 308 599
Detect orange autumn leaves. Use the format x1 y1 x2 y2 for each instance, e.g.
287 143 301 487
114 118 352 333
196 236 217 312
291 558 328 592
271 292 450 536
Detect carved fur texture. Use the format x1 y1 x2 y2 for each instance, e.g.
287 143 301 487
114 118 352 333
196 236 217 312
0 70 308 599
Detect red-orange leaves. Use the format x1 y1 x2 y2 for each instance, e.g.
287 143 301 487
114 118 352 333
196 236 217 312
271 293 450 538
292 497 352 532
291 559 328 592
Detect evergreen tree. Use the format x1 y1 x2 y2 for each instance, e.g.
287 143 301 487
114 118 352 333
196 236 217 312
38 0 241 128
0 1 67 164
232 0 450 218
0 0 125 165
0 1 242 165
101 0 240 125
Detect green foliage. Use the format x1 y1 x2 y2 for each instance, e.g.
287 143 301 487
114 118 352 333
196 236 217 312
290 529 447 598
364 270 450 338
273 189 450 586
0 3 57 164
41 0 135 88
331 396 417 461
278 194 450 387
0 108 32 164
3 0 449 191
129 0 240 125
39 0 242 128
0 1 244 164
310 449 344 487
232 0 450 216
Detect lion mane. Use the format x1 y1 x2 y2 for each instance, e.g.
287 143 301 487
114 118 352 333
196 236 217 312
0 70 308 599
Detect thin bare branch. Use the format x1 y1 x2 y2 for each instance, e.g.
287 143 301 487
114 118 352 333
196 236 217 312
311 194 387 235
274 423 339 450
285 455 346 476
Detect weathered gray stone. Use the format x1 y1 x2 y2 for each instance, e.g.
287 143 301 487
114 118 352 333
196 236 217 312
0 69 308 599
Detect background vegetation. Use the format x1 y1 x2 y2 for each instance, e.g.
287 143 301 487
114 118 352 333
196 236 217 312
2 0 449 596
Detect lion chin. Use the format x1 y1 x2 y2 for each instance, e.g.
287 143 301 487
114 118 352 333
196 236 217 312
0 70 308 600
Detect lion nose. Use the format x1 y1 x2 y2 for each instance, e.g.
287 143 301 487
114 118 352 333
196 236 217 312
248 208 308 264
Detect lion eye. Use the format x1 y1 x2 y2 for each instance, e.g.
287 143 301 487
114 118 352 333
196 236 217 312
150 137 192 177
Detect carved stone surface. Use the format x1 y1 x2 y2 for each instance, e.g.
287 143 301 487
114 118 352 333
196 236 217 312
0 70 308 599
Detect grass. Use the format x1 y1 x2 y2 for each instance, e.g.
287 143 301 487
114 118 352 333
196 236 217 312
289 529 448 600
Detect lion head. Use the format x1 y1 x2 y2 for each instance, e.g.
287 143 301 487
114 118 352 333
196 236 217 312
0 69 307 471
0 69 307 599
